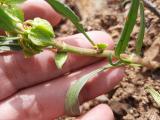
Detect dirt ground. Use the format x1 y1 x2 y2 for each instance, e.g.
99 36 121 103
55 0 160 119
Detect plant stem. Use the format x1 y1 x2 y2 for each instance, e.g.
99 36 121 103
52 40 114 57
52 40 160 69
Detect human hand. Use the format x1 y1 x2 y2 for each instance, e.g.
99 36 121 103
0 0 124 120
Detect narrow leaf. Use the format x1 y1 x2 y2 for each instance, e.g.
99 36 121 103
65 65 112 116
136 1 145 55
145 86 160 106
46 0 95 46
115 0 140 56
55 52 68 69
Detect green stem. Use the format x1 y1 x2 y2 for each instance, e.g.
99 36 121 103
52 40 114 57
52 40 160 69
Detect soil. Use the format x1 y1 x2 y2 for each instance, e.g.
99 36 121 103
55 0 160 120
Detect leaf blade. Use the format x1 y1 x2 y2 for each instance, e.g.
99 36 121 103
65 65 112 116
136 1 145 55
55 52 68 69
28 18 54 47
6 6 24 22
115 0 140 56
0 7 16 31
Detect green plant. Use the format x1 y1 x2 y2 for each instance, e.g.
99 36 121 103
0 0 159 117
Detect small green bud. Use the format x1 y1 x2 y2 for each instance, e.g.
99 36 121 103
27 18 54 47
94 43 108 53
19 18 55 56
97 43 108 50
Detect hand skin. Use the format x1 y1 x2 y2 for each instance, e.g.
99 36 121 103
0 0 124 120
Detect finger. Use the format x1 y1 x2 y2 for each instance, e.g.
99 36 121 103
77 104 114 120
0 60 124 120
21 0 62 26
0 31 113 100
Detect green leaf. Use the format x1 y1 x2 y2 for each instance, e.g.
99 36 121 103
31 18 54 36
28 28 53 47
136 1 145 55
55 52 68 69
0 7 17 31
28 18 54 47
65 64 112 116
1 0 26 4
0 5 24 32
46 0 95 46
20 38 42 57
6 6 24 22
19 18 54 56
145 86 160 106
115 0 140 56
